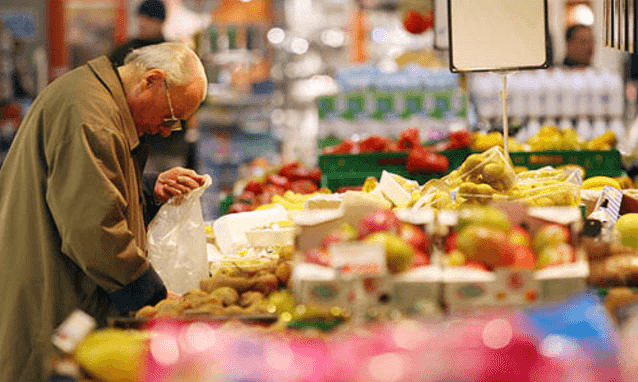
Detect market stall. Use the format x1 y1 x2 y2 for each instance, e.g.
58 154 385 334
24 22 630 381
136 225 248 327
43 0 638 381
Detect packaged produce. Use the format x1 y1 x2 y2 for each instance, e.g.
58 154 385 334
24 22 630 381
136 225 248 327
412 179 454 210
448 146 517 193
510 180 580 207
455 181 509 206
516 166 582 185
378 170 420 208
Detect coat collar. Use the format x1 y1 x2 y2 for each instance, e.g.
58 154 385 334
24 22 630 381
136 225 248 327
87 56 140 151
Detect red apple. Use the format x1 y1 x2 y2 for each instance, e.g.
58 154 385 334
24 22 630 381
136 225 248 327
536 243 575 269
532 224 571 254
412 250 430 268
510 226 532 248
305 248 331 267
399 223 430 253
457 225 516 268
465 261 491 272
358 208 401 238
321 224 357 249
511 245 536 269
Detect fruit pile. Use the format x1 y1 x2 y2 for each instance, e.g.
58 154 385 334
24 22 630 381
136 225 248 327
444 207 576 271
322 128 471 155
471 126 617 152
303 208 431 273
135 258 293 320
228 162 323 214
414 147 583 209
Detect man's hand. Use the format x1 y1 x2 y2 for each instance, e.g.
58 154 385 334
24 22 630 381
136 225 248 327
154 167 206 204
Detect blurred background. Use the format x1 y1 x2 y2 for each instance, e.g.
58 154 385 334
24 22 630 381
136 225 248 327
0 0 634 219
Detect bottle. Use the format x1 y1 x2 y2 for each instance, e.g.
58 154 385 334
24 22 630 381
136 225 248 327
591 117 607 139
576 116 593 141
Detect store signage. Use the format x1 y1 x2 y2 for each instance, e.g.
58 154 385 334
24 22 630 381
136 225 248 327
448 0 549 72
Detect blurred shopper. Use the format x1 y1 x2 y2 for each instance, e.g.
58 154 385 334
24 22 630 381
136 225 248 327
0 42 207 382
111 0 201 175
562 24 594 67
109 0 166 66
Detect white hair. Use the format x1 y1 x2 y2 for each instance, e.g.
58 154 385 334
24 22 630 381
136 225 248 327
124 42 208 101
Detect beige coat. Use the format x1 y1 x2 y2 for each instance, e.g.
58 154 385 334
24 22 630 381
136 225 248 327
0 57 166 381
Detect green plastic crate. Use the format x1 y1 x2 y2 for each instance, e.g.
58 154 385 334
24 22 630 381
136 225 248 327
508 149 623 178
319 148 471 191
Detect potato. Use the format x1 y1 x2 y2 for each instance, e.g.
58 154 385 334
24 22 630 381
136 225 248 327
253 273 279 296
239 291 265 308
275 261 292 286
135 305 157 319
210 287 239 306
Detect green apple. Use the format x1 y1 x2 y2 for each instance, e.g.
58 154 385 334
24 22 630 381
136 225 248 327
536 242 575 269
363 232 414 274
457 206 510 233
510 226 532 247
532 224 571 254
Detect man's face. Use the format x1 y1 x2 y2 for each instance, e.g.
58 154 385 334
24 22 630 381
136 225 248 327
567 27 594 66
127 70 204 137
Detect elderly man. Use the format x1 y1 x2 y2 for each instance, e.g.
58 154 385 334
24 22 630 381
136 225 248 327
0 42 207 381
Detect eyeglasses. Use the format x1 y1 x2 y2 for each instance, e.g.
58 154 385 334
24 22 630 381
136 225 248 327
163 81 182 131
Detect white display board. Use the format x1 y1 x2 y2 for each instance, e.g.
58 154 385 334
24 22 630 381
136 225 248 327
448 0 549 72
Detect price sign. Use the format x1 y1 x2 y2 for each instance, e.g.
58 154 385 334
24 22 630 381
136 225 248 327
329 242 386 276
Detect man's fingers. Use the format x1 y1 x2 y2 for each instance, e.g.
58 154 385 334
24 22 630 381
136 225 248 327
176 175 201 189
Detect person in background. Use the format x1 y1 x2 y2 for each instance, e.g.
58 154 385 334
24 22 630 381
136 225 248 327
0 42 207 382
109 0 166 67
562 24 594 67
111 0 201 177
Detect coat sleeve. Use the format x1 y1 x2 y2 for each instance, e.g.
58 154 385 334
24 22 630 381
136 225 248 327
46 121 166 314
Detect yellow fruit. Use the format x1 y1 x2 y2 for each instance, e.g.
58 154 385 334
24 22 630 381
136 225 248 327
363 232 414 273
615 176 634 190
616 214 638 249
74 329 149 382
587 131 617 151
582 176 621 191
363 176 378 193
457 206 510 233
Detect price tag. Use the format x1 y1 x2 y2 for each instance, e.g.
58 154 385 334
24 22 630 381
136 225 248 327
493 268 541 305
329 242 386 276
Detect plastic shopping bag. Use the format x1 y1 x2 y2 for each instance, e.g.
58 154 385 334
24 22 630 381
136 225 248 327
148 175 212 294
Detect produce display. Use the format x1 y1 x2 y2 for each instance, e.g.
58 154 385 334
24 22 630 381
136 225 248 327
471 126 617 152
301 208 431 271
227 162 324 214
135 251 293 320
443 206 577 271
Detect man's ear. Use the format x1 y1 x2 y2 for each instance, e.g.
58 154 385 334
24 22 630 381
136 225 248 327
142 69 166 89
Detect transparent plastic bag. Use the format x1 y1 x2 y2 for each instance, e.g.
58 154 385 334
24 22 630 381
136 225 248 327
147 175 212 294
448 146 517 192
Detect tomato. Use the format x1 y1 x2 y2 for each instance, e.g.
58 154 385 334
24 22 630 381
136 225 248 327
403 9 433 35
228 202 255 214
290 180 319 194
322 139 356 154
244 180 263 195
406 147 449 173
266 174 291 189
398 128 421 150
359 135 392 153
